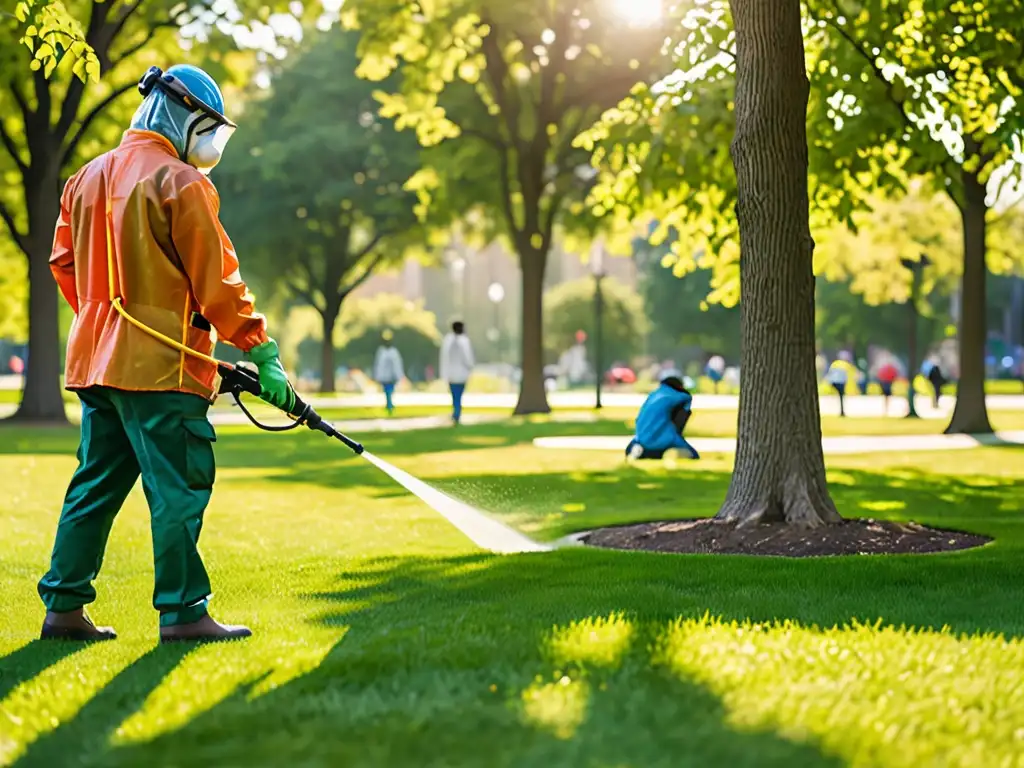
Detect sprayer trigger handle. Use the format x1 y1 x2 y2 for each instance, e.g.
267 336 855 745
218 364 261 397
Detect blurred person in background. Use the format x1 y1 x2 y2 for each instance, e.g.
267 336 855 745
440 320 475 425
922 355 946 410
38 64 295 644
826 351 854 417
705 354 725 393
373 329 404 415
876 358 899 415
856 357 869 395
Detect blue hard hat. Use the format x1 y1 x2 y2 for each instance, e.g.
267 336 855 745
164 64 226 117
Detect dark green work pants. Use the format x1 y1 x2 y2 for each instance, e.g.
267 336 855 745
38 386 217 627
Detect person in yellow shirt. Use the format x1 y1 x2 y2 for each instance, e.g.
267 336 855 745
39 65 294 643
826 353 856 418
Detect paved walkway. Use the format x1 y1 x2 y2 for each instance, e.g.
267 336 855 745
534 431 1024 455
3 385 1022 420
206 409 503 430
293 392 1024 418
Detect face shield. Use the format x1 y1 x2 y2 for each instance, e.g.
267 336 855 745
184 113 237 174
138 67 237 174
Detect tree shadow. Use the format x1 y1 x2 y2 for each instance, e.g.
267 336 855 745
256 446 1024 550
89 554 843 768
0 640 86 703
13 643 193 768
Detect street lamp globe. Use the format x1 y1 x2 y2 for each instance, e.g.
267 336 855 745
487 282 505 304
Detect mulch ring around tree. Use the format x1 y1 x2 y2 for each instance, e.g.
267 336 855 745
580 518 991 557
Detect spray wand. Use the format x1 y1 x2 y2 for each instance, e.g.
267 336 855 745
217 364 364 454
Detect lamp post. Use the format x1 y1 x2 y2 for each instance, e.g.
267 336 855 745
591 239 606 410
900 253 931 418
487 281 505 363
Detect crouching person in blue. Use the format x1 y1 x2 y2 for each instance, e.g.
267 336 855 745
626 375 699 460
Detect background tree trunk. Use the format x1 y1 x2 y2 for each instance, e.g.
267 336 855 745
320 311 337 394
946 173 993 434
12 187 67 424
514 248 551 415
715 0 840 528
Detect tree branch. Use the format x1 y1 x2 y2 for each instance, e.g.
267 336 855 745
0 120 27 176
452 122 508 151
339 249 388 299
286 278 316 306
0 200 28 256
820 7 913 131
9 79 32 123
108 0 147 47
297 250 325 311
62 81 137 166
562 69 648 114
33 68 52 131
56 0 115 140
353 231 387 261
551 107 591 172
536 9 571 139
497 141 521 237
110 16 180 70
540 189 565 255
480 19 523 150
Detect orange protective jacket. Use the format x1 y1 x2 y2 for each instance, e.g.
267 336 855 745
50 130 268 400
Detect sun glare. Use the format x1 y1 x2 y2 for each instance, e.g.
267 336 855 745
610 0 663 26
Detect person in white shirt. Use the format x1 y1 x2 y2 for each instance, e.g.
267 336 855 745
372 329 404 414
439 320 475 424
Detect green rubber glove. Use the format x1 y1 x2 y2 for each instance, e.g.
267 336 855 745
246 339 296 412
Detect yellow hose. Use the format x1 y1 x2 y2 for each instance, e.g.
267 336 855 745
105 186 226 369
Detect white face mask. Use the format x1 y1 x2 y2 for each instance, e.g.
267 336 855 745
184 113 235 175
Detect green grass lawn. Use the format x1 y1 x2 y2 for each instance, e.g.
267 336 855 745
2 418 1024 767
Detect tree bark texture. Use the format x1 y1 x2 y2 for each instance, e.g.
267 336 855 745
945 173 993 434
320 312 337 394
12 184 67 424
715 0 841 528
514 248 552 415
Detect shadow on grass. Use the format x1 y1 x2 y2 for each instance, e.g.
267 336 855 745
7 544 1024 765
258 442 1024 543
54 554 843 768
13 643 192 768
0 640 85 703
36 544 1024 766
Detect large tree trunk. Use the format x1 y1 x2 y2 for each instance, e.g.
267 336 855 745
945 173 993 434
320 311 337 394
715 0 840 528
12 188 67 425
514 248 551 415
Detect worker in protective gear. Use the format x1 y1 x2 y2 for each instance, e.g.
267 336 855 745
626 375 699 460
39 65 294 644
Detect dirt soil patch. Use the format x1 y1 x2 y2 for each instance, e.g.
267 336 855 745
581 518 991 557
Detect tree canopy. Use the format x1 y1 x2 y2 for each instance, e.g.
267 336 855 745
581 0 1024 433
342 0 673 414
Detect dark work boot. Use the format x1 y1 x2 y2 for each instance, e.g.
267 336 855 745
40 609 117 642
159 614 252 644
